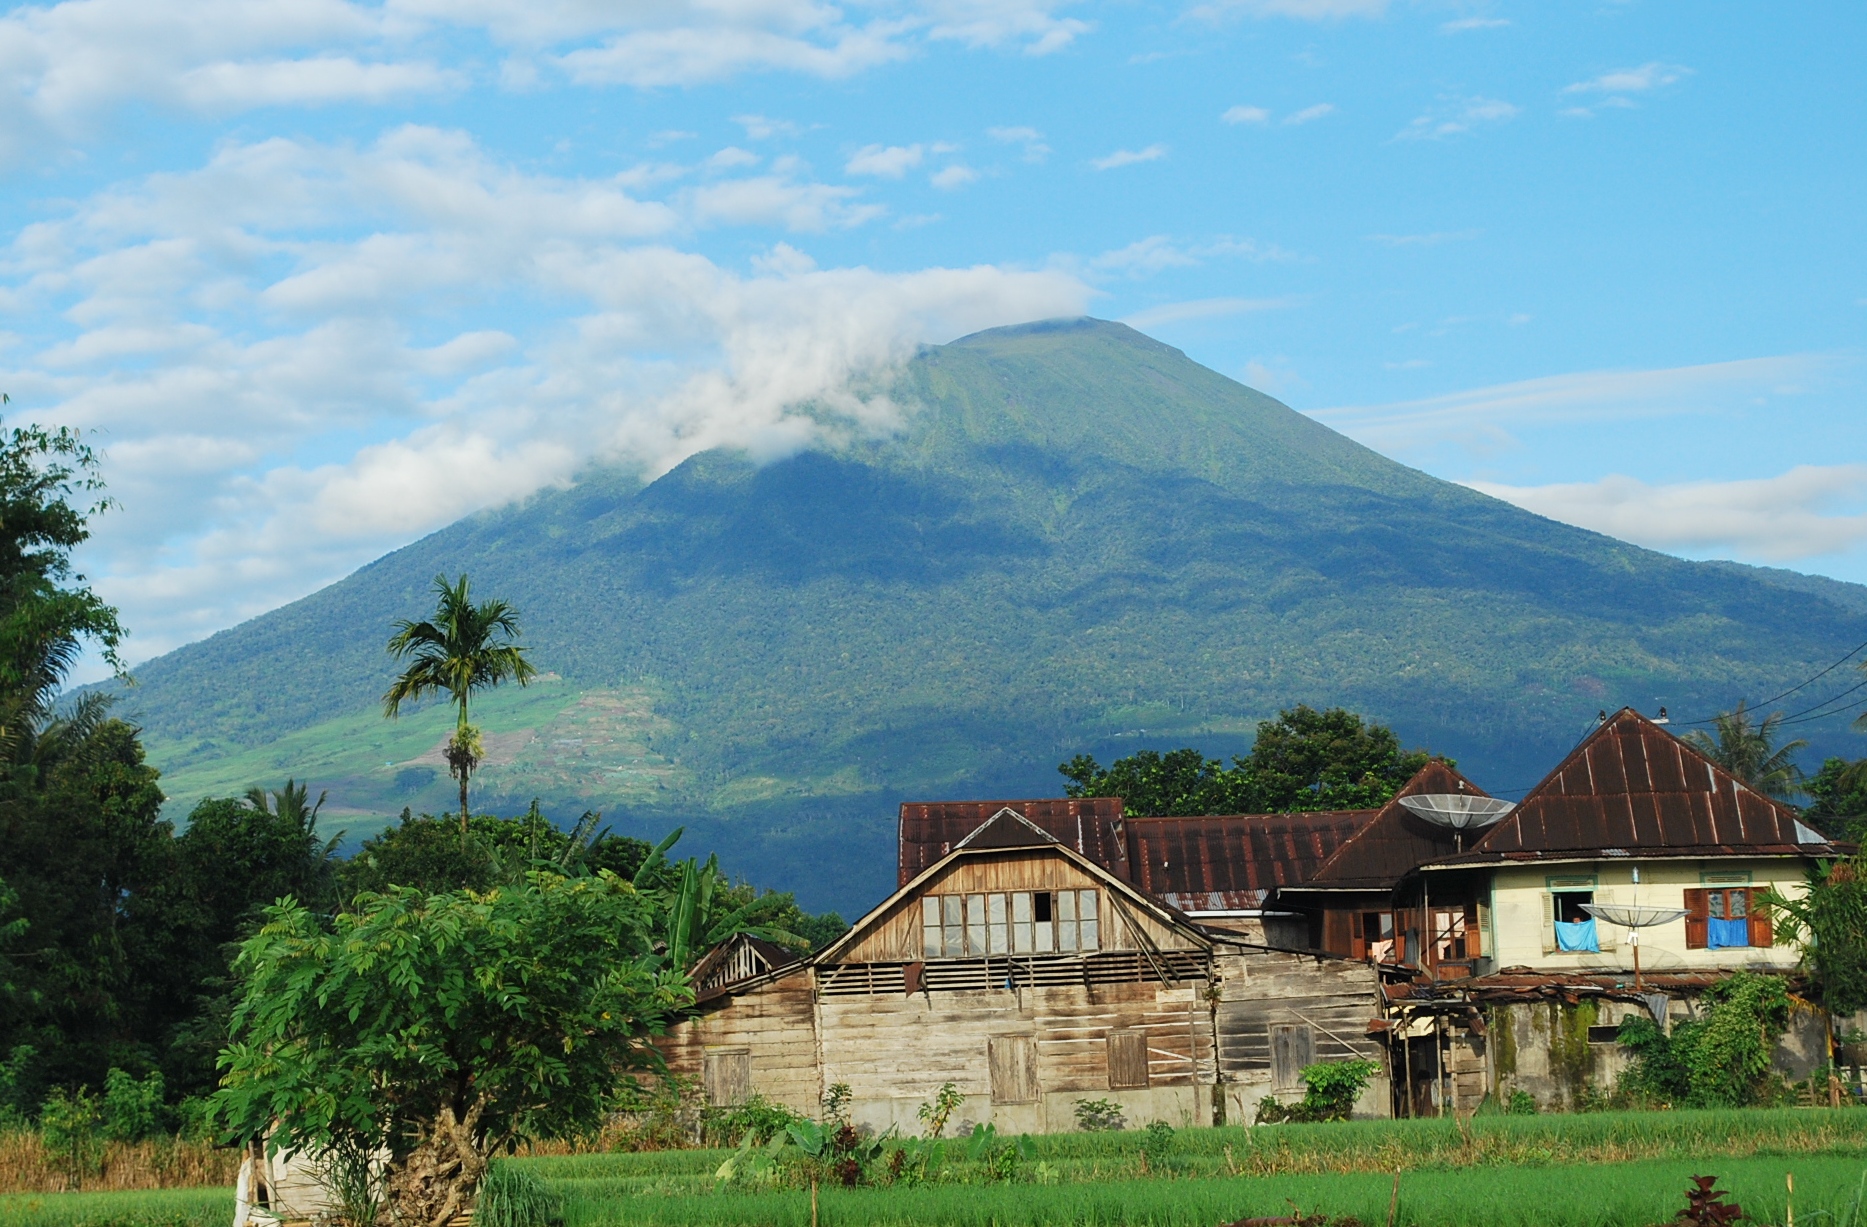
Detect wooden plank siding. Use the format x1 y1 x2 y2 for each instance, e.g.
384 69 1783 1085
1210 949 1386 1099
658 969 821 1114
839 850 1195 964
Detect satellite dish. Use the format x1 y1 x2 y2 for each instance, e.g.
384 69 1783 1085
1579 903 1687 929
1398 794 1515 852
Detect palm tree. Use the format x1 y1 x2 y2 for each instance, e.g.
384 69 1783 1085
383 574 537 838
1684 699 1808 800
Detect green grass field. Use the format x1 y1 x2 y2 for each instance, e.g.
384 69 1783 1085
12 1111 1867 1227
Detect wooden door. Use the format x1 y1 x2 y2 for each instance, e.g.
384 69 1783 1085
703 1048 750 1106
1270 1023 1314 1090
1107 1029 1149 1090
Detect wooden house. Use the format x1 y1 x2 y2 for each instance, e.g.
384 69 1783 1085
662 806 1390 1131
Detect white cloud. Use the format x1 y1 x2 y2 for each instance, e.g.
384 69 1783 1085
929 163 978 190
1091 143 1166 170
705 146 760 170
845 143 924 178
1121 296 1299 328
1093 236 1199 277
987 124 1050 161
1442 16 1508 31
1221 105 1270 125
1469 466 1867 563
734 114 804 141
7 128 1092 667
1309 354 1843 458
555 22 911 88
1395 95 1518 140
1559 61 1690 117
923 0 1092 55
1282 103 1334 125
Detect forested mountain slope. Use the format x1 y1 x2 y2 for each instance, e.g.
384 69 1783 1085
110 319 1867 910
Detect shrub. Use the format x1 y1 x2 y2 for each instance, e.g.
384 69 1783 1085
1618 973 1790 1108
1505 1089 1537 1115
1073 1098 1127 1131
1141 1121 1176 1170
917 1083 963 1139
40 1087 103 1188
476 1160 563 1227
1256 1060 1380 1124
701 1094 807 1148
101 1069 166 1143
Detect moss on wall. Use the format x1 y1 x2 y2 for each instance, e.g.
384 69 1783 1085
1547 1000 1598 1107
1491 1007 1516 1079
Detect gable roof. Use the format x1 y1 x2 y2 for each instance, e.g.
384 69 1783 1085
1125 809 1376 912
690 933 805 1002
827 813 1207 966
898 797 1127 885
1454 707 1841 861
1283 759 1490 893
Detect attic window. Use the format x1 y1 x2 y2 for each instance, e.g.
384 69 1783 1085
921 890 1099 957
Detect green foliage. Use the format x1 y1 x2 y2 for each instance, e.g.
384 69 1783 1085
475 1159 563 1227
1763 855 1867 1017
1801 757 1867 840
701 1095 807 1149
1072 1098 1126 1131
1616 974 1791 1108
917 1083 963 1139
340 805 652 897
383 573 538 829
1683 700 1807 801
100 1068 165 1143
1060 707 1432 816
39 1085 102 1188
1505 1090 1537 1115
1256 1060 1380 1123
1140 1121 1176 1169
213 871 691 1222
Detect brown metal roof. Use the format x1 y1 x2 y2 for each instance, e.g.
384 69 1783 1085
897 797 1126 886
1123 809 1376 907
1468 707 1841 858
1287 759 1489 893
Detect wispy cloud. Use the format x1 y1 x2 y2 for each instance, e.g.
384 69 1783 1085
845 143 924 177
1442 16 1508 31
930 164 979 190
1221 105 1270 125
735 115 805 140
1283 103 1335 125
1559 61 1691 117
1091 144 1166 170
1469 466 1867 563
1090 234 1296 277
988 125 1051 162
1122 296 1301 328
1395 95 1518 141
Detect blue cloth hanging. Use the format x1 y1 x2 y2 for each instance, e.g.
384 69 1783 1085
1555 918 1600 952
1707 917 1750 948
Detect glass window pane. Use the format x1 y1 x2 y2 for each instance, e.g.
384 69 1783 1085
923 925 941 958
1729 890 1747 918
989 894 1008 924
1080 918 1098 950
1013 893 1032 923
1035 920 1054 953
1058 892 1077 923
943 896 963 926
944 924 963 956
1079 891 1097 921
1058 918 1078 951
922 897 940 926
1013 921 1033 953
967 895 987 954
1709 892 1724 919
989 922 1008 954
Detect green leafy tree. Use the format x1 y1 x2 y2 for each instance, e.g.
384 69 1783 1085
1684 700 1807 801
1615 971 1791 1107
1061 706 1431 816
215 872 689 1227
1763 855 1867 1019
340 805 654 898
632 831 817 967
1802 758 1867 840
383 575 537 839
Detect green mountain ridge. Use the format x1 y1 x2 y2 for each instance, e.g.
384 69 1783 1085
108 319 1867 911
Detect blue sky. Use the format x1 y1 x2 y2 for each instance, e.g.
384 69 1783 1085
0 0 1860 673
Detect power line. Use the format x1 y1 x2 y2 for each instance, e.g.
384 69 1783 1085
1673 636 1867 727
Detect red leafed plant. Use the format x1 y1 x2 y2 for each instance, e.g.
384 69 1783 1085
1676 1175 1743 1226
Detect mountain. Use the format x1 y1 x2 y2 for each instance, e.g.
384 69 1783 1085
111 319 1867 912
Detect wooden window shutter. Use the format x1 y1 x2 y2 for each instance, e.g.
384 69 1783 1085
1684 889 1709 949
1475 900 1491 957
1269 1023 1315 1090
703 1049 751 1106
1107 1029 1149 1090
1323 910 1353 956
988 1035 1039 1104
1540 892 1557 954
1747 888 1774 948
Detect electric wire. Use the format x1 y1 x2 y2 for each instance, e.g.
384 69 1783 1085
1672 636 1867 727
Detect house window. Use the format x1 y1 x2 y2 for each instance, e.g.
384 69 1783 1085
1107 1029 1149 1089
1685 887 1773 950
1586 1026 1621 1044
1357 911 1396 963
703 1049 751 1106
922 890 1100 957
1555 892 1594 924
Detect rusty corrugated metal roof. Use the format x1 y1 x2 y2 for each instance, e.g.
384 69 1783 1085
897 797 1126 886
1123 809 1375 904
1468 707 1842 858
1285 759 1487 893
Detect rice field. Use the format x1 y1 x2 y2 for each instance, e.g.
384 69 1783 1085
11 1110 1867 1227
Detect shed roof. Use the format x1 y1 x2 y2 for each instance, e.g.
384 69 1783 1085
898 797 1126 886
1448 707 1842 862
1124 809 1375 909
1284 759 1488 893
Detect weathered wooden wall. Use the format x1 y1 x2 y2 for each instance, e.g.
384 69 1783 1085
1210 947 1389 1119
658 969 820 1114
